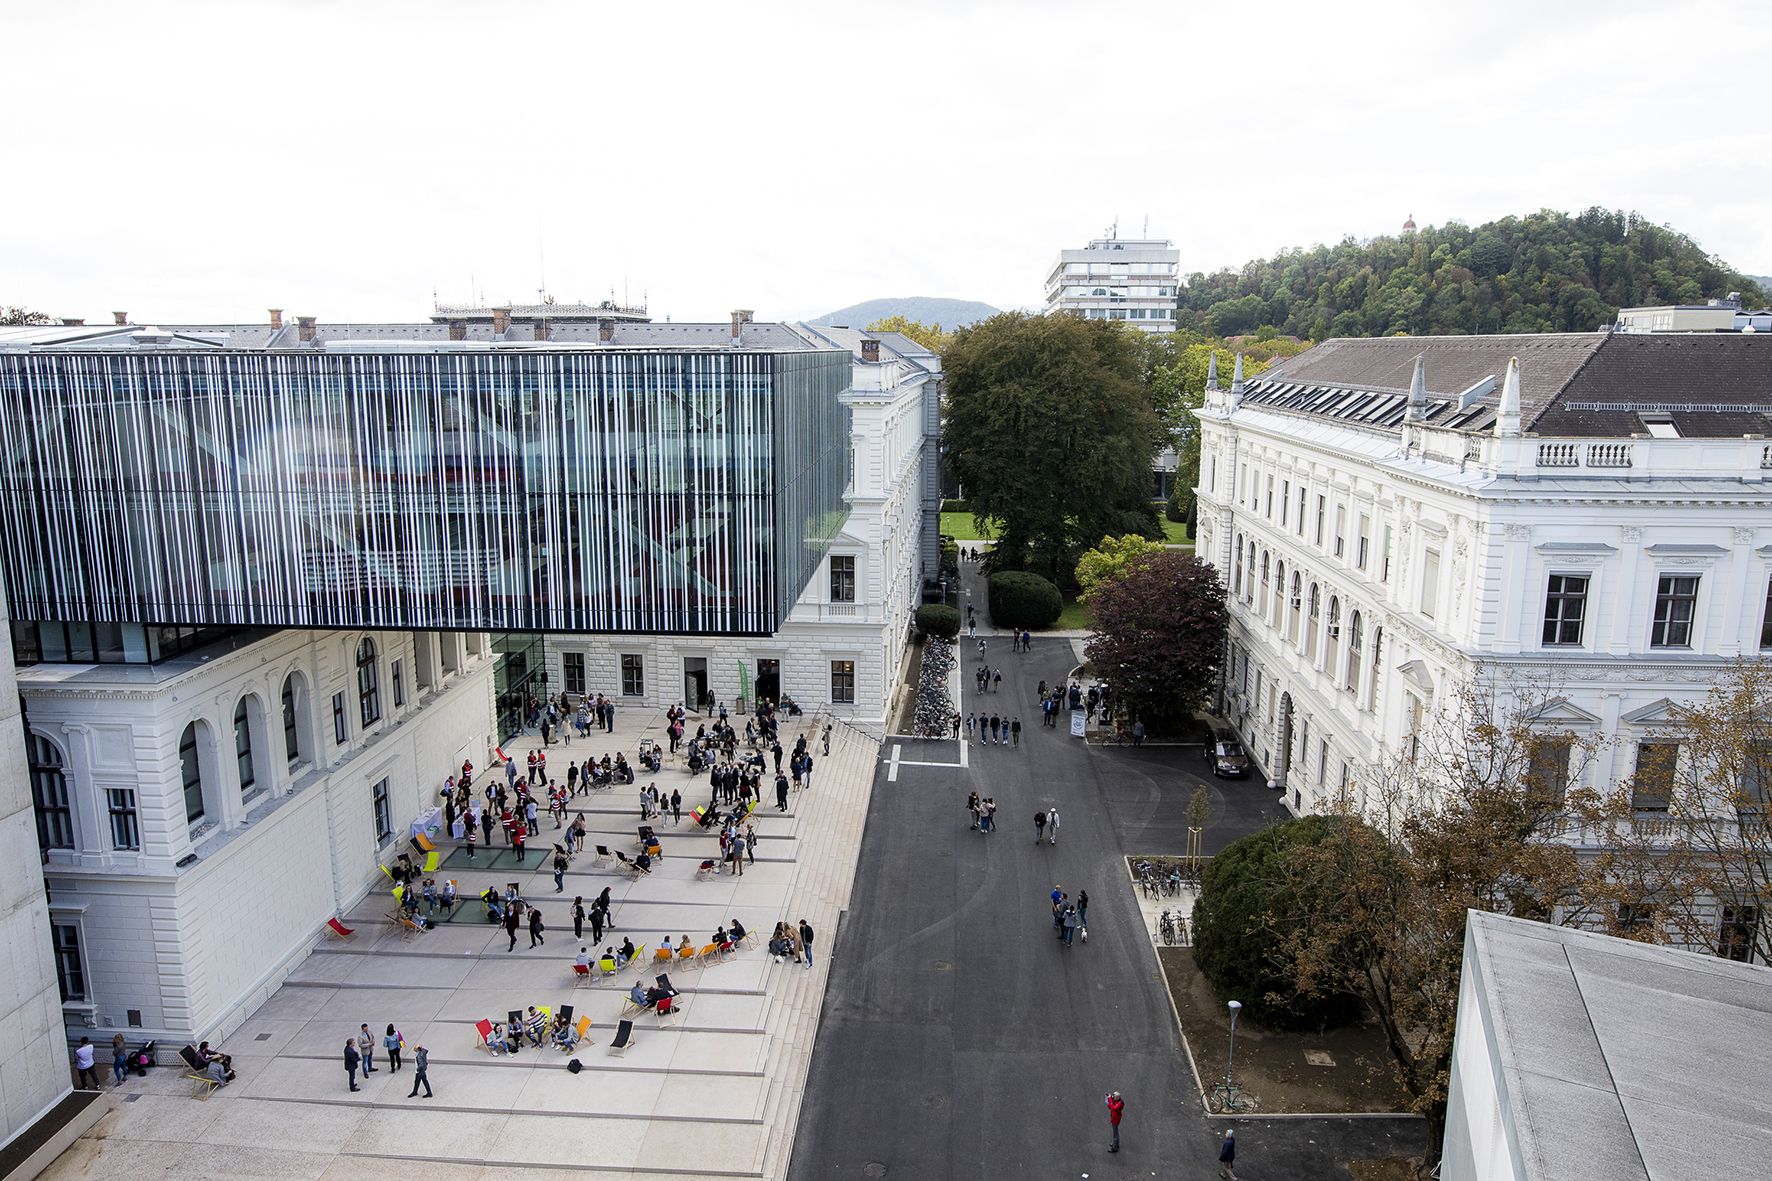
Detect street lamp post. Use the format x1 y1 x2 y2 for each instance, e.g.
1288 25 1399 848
1226 1000 1242 1093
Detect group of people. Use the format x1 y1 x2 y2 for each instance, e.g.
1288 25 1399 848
767 918 816 967
638 782 681 823
974 664 1002 693
526 690 618 744
1051 885 1088 947
965 791 997 832
569 887 619 943
344 1022 431 1097
964 712 1021 746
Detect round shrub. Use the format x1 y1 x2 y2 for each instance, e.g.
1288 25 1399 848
915 604 961 639
988 571 1062 629
1190 815 1364 1031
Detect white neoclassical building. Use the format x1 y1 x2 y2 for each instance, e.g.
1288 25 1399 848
1194 331 1772 835
20 629 497 1050
542 325 941 731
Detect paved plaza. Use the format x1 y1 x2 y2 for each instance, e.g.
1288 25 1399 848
42 705 876 1181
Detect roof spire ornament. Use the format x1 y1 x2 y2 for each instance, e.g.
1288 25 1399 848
1205 349 1219 391
1495 356 1522 437
1404 354 1427 422
1229 353 1245 406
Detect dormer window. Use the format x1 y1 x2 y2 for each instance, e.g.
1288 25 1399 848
1639 414 1680 438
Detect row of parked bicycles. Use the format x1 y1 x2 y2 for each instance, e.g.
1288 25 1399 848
1134 858 1203 899
911 637 956 737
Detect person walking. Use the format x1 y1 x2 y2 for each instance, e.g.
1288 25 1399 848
993 667 1002 693
1132 719 1145 747
358 1024 377 1073
589 900 605 945
989 713 1000 744
528 905 546 948
74 1037 98 1089
383 1024 403 1073
776 772 789 811
1046 807 1060 845
822 723 831 756
111 1033 129 1085
802 753 814 791
1011 716 1021 746
344 1040 361 1091
1077 889 1089 931
573 896 586 940
553 849 568 893
671 788 682 824
1034 809 1046 844
798 919 815 969
966 713 975 743
407 1044 432 1098
1218 1128 1237 1178
505 903 521 952
1106 1092 1125 1153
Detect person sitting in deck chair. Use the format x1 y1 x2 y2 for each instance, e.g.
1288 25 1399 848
629 980 652 1008
618 937 636 965
552 1014 579 1050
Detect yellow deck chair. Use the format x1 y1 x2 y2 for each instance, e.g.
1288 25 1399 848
598 955 617 978
422 850 440 873
697 942 721 967
676 943 697 964
654 947 674 964
392 884 405 904
575 1015 592 1044
380 864 396 882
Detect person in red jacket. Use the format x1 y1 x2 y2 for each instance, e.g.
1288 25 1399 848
1105 1091 1124 1152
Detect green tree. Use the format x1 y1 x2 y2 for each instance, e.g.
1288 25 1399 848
942 313 1161 579
865 315 949 352
1074 533 1162 602
2 305 54 326
1082 551 1225 726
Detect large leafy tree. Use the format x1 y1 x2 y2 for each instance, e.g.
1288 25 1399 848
1083 551 1225 724
942 312 1161 578
1074 533 1162 602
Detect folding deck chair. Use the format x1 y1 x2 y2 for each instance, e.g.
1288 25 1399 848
178 1045 220 1099
325 917 355 941
475 1018 501 1055
607 1019 635 1057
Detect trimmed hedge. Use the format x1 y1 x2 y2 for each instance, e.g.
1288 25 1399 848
915 604 962 639
941 498 971 513
1190 815 1364 1031
988 571 1062 629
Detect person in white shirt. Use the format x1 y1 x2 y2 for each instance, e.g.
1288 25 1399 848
74 1037 98 1089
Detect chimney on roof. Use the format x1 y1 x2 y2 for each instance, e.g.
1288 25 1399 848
449 319 467 341
598 318 615 343
268 309 283 330
112 311 128 326
861 339 880 363
534 319 549 341
1404 355 1426 422
61 318 85 327
297 316 317 343
492 306 510 336
1494 357 1522 438
730 309 753 341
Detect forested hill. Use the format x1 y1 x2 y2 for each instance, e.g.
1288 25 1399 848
1179 208 1768 340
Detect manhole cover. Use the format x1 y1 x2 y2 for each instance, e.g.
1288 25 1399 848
123 1094 141 1103
923 1094 947 1108
931 961 952 970
1304 1051 1336 1067
863 1164 887 1178
255 1033 273 1041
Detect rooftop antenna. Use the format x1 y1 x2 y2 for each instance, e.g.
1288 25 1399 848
538 229 547 304
1143 215 1148 238
1108 215 1118 241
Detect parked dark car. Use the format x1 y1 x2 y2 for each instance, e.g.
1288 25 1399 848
1204 730 1248 778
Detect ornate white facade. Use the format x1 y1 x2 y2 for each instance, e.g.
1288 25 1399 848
1194 333 1772 818
21 629 497 1050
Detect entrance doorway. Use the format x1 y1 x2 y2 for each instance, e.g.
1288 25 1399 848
683 658 709 713
756 659 780 707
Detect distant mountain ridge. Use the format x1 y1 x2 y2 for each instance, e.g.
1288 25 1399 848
810 296 999 330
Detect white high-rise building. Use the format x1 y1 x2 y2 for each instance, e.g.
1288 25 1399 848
1043 236 1180 331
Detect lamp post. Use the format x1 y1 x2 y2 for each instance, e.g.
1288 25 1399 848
1225 1000 1242 1093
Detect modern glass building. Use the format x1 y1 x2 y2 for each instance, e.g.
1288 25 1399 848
0 334 851 647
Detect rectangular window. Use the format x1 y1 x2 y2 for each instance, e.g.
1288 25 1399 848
107 788 140 850
1240 464 1248 505
392 660 404 707
1297 485 1308 535
1650 575 1698 647
1356 515 1371 570
1298 719 1310 780
1632 742 1676 812
333 692 348 745
1208 456 1216 494
1381 525 1393 582
1264 476 1273 519
1420 549 1441 620
621 654 644 697
1315 495 1326 545
1542 575 1589 646
180 726 204 823
1333 505 1346 557
372 777 392 848
563 652 586 696
1761 580 1772 649
52 922 84 1001
1317 738 1329 786
283 680 299 763
830 660 856 704
1526 740 1571 807
830 555 856 602
1719 906 1759 961
1741 743 1772 828
30 737 74 851
1281 481 1290 523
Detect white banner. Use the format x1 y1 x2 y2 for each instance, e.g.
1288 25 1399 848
1070 711 1086 738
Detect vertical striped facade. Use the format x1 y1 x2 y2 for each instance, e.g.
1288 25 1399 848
0 346 851 635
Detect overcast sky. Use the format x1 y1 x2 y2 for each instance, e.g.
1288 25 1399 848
5 0 1770 327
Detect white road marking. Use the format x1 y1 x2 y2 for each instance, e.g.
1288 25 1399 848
959 736 969 769
888 744 901 782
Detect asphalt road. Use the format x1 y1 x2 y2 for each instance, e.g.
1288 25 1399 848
786 636 1426 1180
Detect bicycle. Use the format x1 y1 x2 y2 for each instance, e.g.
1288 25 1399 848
1167 869 1182 897
1159 911 1177 946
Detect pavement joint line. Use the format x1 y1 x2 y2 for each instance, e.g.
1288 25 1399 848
240 1094 766 1122
337 1149 765 1177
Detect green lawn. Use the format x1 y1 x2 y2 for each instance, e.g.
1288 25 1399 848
1054 592 1092 631
1160 517 1195 546
942 512 1194 549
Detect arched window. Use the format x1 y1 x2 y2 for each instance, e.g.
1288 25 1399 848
30 735 74 851
1274 561 1285 628
180 723 204 823
235 698 259 802
1306 584 1321 660
282 675 301 764
1289 572 1302 642
357 638 381 727
1326 596 1342 677
1346 611 1364 696
1233 535 1244 595
1260 552 1271 621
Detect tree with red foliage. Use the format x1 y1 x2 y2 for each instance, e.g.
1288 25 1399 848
1084 551 1226 726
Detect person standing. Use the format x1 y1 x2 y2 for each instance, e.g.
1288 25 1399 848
528 905 546 948
967 791 980 830
776 772 789 811
358 1024 377 1073
74 1037 98 1089
802 753 814 791
383 1024 403 1073
111 1033 129 1085
573 896 586 940
1077 889 1089 930
589 900 605 945
672 788 682 824
1062 904 1079 945
407 1044 432 1098
798 919 815 969
1218 1128 1236 1178
731 832 746 876
1106 1092 1125 1152
1046 807 1060 845
1034 809 1046 844
1132 719 1145 747
344 1040 361 1091
822 723 831 756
